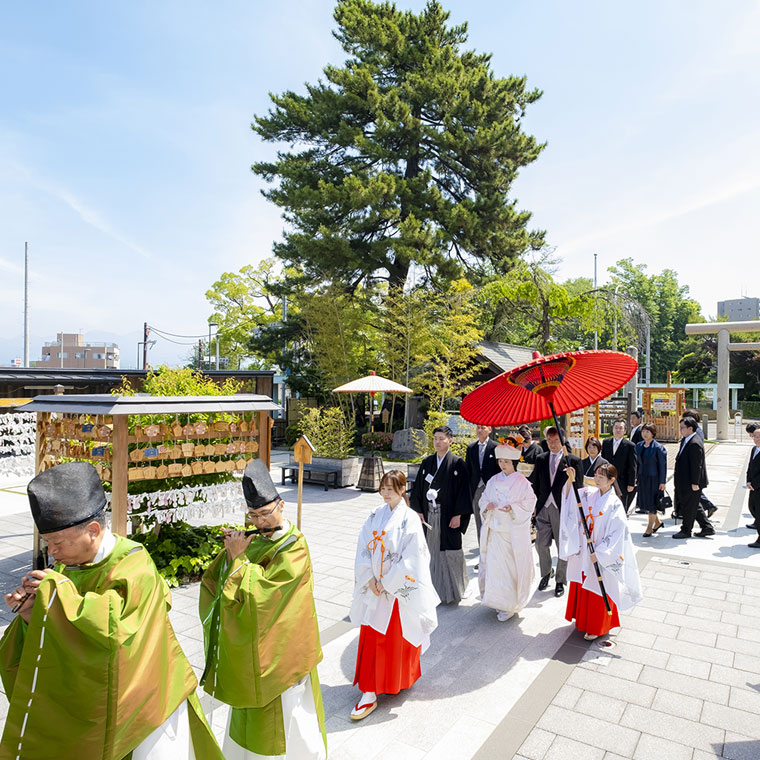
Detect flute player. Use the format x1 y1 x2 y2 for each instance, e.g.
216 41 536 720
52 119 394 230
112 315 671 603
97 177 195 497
199 458 327 759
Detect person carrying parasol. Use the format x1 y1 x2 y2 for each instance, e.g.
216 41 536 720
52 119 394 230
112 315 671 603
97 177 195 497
0 461 224 760
198 459 327 759
559 462 643 640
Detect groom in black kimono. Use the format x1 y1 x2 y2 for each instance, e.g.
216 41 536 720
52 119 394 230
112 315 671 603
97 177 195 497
410 425 472 604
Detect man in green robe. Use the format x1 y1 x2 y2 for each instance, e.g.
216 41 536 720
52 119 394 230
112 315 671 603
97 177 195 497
0 461 224 760
199 459 327 759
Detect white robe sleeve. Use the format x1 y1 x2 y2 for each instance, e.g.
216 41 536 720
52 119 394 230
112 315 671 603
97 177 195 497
509 475 537 526
478 477 498 517
559 484 585 560
380 521 424 595
353 513 376 591
593 495 643 610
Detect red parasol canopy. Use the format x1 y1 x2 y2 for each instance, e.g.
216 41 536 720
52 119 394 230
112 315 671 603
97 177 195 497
460 349 638 426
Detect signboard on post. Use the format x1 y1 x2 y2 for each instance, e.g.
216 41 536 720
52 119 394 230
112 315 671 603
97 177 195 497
292 435 315 529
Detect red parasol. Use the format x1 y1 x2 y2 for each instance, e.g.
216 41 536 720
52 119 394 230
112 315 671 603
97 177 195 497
461 349 638 619
460 349 638 427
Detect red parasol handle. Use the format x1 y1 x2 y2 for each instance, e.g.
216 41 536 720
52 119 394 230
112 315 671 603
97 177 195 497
546 401 613 618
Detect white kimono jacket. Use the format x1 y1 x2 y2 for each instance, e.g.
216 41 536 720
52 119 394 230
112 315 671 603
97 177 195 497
477 471 537 612
559 486 643 611
350 502 440 650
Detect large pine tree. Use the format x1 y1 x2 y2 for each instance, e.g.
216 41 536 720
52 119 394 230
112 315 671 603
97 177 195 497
253 0 545 290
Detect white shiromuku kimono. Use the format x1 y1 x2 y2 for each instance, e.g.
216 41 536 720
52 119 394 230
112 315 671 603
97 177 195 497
350 502 440 650
477 471 537 613
559 486 643 611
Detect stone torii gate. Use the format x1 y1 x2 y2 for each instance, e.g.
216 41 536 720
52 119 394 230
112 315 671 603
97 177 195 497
685 319 760 440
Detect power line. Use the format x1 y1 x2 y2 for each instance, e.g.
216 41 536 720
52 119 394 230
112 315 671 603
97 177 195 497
150 333 200 346
148 325 210 339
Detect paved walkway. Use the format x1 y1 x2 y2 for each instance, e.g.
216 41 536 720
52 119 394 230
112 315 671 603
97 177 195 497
1 440 759 758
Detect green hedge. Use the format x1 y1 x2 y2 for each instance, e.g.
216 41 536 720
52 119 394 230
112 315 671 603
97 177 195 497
131 521 240 587
743 400 760 419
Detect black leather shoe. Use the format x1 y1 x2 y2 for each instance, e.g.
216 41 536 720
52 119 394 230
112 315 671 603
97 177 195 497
538 574 551 591
706 507 717 518
554 583 565 597
748 541 760 548
672 531 690 539
747 524 758 530
695 528 716 537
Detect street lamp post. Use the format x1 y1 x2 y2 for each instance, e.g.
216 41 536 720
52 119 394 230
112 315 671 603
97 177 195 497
209 322 218 370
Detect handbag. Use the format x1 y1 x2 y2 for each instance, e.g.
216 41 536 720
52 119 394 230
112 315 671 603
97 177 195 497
657 489 672 514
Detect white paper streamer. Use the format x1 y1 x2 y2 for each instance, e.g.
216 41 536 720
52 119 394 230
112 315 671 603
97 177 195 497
0 412 36 458
108 480 246 524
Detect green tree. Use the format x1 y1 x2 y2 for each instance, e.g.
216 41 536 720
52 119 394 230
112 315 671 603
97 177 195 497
415 279 483 410
299 283 378 414
205 259 284 369
608 259 704 382
252 0 545 291
476 254 598 354
375 285 436 424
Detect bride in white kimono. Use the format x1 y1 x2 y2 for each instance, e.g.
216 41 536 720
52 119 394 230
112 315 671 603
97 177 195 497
478 443 537 621
559 462 643 640
349 470 440 721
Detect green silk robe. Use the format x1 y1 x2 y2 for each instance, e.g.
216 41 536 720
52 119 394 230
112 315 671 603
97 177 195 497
0 535 223 760
199 523 327 756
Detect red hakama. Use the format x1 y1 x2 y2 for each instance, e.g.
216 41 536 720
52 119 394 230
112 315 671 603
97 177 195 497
565 575 620 636
353 599 421 694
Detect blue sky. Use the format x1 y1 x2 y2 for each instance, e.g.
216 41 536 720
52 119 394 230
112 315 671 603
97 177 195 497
1 1 759 367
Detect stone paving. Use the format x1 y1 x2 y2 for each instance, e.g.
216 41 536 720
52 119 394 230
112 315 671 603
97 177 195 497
1 440 760 758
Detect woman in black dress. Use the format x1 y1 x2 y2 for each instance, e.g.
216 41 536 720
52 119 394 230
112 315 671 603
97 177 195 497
580 437 607 487
636 423 667 536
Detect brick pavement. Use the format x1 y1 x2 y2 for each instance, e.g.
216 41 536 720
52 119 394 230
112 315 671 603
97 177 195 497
1 441 760 758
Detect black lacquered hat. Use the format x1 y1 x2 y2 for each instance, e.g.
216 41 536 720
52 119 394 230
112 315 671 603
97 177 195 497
242 459 280 509
27 462 107 533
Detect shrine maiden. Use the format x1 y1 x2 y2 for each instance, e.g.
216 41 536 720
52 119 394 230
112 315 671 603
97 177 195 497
349 470 439 720
478 443 537 621
559 463 643 640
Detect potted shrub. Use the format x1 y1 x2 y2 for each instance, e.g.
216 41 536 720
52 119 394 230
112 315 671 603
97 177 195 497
292 407 359 487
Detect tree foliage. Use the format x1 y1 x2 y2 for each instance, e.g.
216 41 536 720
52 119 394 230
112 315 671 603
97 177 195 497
252 0 545 291
608 259 704 382
414 279 484 410
476 254 597 354
205 259 284 369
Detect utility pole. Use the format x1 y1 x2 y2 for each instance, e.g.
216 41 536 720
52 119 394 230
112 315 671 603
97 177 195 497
24 242 30 367
198 339 203 370
142 322 149 370
593 253 598 350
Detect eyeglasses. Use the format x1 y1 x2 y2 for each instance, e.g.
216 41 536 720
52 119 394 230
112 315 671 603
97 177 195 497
247 502 281 520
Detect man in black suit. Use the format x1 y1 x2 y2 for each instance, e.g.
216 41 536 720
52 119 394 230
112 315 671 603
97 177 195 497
682 410 717 518
465 424 499 539
672 417 714 539
629 411 643 445
746 427 760 548
531 427 583 597
410 425 472 603
601 419 638 514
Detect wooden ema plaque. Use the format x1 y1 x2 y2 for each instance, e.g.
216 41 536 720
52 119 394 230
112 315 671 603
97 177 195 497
38 413 264 482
